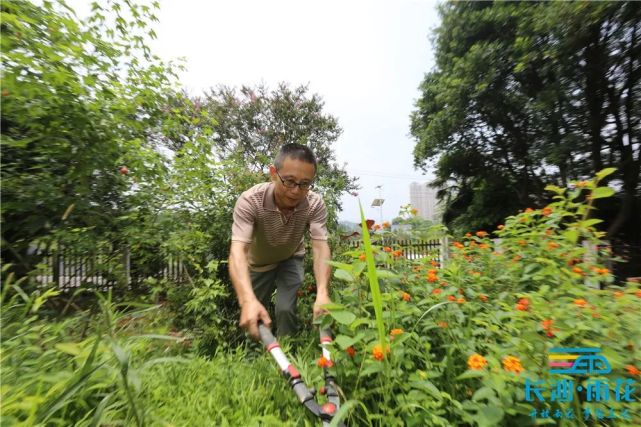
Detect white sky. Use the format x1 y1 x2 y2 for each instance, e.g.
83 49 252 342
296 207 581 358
149 0 441 223
74 0 442 223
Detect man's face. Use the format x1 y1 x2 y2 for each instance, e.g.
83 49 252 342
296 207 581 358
269 157 316 210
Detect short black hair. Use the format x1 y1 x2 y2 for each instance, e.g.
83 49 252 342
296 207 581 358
274 143 317 172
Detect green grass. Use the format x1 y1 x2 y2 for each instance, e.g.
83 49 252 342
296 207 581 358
139 349 317 426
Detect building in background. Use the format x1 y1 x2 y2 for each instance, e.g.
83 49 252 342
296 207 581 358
409 182 440 222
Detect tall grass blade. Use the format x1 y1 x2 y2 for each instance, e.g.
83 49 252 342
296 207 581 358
358 201 387 352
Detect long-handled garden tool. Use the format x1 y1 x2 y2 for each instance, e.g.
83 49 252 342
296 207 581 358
258 322 346 427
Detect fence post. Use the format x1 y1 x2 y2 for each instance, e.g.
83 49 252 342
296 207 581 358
440 236 449 264
122 246 131 287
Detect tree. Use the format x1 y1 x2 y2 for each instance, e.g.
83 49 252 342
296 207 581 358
184 83 358 231
1 0 178 277
410 1 640 247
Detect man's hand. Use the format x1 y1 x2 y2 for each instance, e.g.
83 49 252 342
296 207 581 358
239 298 272 340
313 291 332 319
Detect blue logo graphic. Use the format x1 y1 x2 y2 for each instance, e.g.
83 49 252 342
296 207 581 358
548 347 612 375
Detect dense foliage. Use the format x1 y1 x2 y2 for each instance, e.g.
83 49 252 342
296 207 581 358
410 1 640 263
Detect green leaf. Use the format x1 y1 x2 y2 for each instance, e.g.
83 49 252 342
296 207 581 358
472 386 496 402
580 218 603 228
456 370 486 380
477 405 504 426
595 167 616 181
563 229 578 244
334 334 364 349
328 310 356 325
55 343 82 356
326 261 353 272
333 269 353 282
590 186 615 199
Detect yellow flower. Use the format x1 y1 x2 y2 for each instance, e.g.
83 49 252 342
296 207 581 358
467 353 488 370
502 356 523 374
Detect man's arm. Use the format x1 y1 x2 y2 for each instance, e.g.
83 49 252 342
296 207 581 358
311 239 332 318
228 241 271 339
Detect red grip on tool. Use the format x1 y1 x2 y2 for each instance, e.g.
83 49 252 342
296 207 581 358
266 342 280 352
322 402 337 415
320 336 332 344
286 365 301 379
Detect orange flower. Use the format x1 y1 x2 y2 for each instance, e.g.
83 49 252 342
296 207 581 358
479 243 490 249
479 294 488 302
515 303 529 311
382 221 391 229
401 292 411 302
576 181 589 188
525 208 534 213
365 219 375 230
346 346 356 358
358 254 366 261
515 299 529 311
545 229 553 236
439 281 448 287
573 299 588 307
372 224 381 230
430 260 439 267
518 240 527 246
572 267 583 275
410 208 418 216
476 231 488 238
317 356 334 368
614 291 624 298
427 274 438 283
467 353 488 370
625 365 641 376
502 356 523 374
636 290 641 298
542 207 552 216
597 268 610 275
456 297 466 304
497 224 504 230
453 242 464 249
541 319 557 337
372 344 389 361
512 255 522 262
432 288 442 295
427 268 437 275
437 321 448 328
392 250 403 258
390 328 404 337
548 242 560 249
383 246 392 252
465 232 472 238
447 295 457 302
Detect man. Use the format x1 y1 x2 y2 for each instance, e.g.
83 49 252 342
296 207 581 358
228 143 332 340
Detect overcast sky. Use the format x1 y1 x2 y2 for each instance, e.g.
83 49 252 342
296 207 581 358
148 0 442 223
74 0 442 223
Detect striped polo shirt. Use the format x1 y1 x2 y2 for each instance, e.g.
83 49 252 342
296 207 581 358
231 182 329 272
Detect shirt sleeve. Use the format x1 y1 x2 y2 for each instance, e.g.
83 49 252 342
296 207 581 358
308 196 329 241
231 192 255 244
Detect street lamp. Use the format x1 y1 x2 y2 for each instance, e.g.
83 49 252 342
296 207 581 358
371 185 385 224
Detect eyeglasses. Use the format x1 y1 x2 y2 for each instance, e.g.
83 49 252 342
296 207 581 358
276 171 314 190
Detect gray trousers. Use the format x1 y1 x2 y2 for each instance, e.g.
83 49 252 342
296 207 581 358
250 256 304 336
